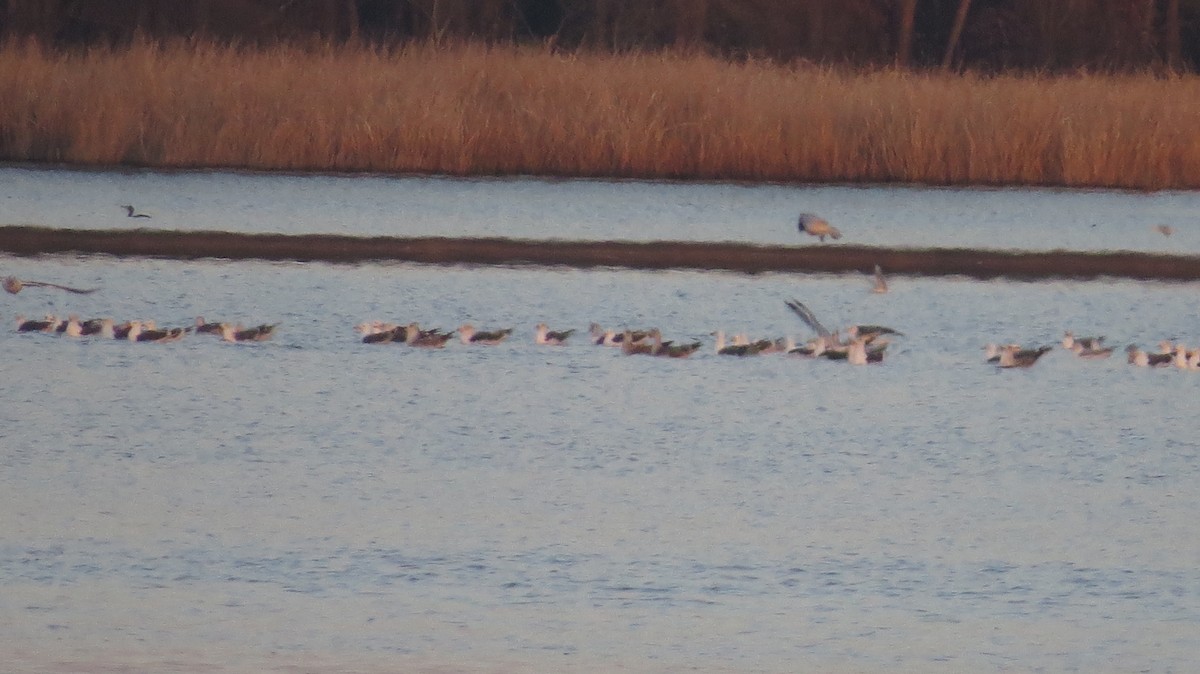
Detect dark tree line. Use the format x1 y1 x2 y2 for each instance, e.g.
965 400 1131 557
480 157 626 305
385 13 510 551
3 0 1198 72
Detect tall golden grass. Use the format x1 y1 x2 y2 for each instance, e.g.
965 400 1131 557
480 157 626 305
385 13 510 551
2 40 1199 190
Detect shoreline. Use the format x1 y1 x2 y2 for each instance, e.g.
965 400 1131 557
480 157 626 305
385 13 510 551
3 226 1198 282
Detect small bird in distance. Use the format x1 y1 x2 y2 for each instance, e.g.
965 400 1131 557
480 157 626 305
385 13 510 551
870 264 888 294
122 204 151 218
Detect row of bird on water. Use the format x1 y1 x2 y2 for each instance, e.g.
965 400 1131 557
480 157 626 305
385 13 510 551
14 298 1195 369
354 309 899 364
14 314 277 343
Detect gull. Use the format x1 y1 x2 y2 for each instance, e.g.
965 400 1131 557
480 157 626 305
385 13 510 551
122 204 151 218
788 337 827 358
219 322 277 343
4 275 99 295
870 264 889 294
362 324 407 344
589 322 651 347
997 344 1052 368
712 330 764 356
60 315 84 338
130 321 187 343
404 322 453 348
1061 331 1104 351
621 329 659 355
193 316 225 335
847 338 885 365
15 314 58 332
1126 344 1173 367
1069 342 1114 359
846 324 902 343
784 299 840 351
797 213 841 242
459 324 512 345
535 323 574 345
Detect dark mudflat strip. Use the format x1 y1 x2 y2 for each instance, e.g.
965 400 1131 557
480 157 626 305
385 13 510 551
2 225 1198 281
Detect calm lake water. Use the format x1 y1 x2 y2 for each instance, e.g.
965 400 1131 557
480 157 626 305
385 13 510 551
2 167 1199 673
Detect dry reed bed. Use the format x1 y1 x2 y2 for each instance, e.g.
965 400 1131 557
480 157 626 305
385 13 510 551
2 40 1199 189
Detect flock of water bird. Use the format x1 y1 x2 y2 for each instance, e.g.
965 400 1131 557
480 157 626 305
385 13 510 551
11 287 1198 371
5 209 1195 368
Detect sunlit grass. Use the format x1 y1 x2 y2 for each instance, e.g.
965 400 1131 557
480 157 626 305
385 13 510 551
2 39 1199 189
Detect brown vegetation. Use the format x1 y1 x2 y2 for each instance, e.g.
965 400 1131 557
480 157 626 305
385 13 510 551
2 40 1200 189
5 225 1200 281
3 1 1198 73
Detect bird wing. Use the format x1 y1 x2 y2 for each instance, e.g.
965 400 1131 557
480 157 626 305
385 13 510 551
785 299 832 340
20 279 100 294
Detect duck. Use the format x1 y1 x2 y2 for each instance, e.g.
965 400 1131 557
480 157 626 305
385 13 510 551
997 344 1053 368
459 324 513 345
797 213 842 242
535 323 574 345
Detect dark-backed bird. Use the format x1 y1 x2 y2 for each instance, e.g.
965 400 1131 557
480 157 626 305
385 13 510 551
997 345 1052 368
535 323 574 345
122 205 151 218
459 324 512 345
219 323 277 343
